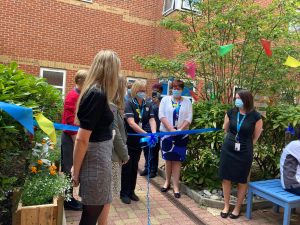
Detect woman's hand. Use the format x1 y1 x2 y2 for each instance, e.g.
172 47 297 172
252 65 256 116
71 172 80 187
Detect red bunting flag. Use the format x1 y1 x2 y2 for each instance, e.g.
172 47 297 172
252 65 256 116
260 39 272 57
185 61 196 80
189 90 199 102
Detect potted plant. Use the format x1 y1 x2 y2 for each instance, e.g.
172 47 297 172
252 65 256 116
13 138 71 225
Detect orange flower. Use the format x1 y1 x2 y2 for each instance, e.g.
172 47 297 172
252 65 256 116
49 165 57 171
31 166 37 174
41 139 47 144
50 170 57 176
37 159 43 165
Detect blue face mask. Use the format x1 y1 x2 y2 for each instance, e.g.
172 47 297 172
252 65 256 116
136 92 146 99
172 89 182 98
235 99 244 108
127 89 131 95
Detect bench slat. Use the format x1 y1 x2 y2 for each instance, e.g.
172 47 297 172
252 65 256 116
249 179 300 203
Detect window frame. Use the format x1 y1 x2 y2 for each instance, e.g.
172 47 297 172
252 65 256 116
163 0 175 16
40 67 67 96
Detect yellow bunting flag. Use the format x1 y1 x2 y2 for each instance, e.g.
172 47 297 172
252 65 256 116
283 56 300 68
35 113 57 144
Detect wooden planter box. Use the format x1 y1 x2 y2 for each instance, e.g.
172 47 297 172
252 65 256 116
13 196 63 225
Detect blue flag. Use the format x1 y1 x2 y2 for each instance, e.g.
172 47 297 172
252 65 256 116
0 101 34 134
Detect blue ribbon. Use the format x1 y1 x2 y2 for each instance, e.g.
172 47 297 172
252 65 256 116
0 101 34 134
140 134 159 148
285 124 295 135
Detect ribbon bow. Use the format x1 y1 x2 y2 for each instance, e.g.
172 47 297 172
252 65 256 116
140 134 158 148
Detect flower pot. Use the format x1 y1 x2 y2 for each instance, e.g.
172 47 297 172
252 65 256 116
13 196 63 225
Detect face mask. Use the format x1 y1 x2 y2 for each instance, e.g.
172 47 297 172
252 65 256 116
152 91 161 99
127 89 131 95
136 92 146 99
172 89 182 98
235 99 244 108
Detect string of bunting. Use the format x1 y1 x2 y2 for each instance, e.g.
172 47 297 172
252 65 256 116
184 39 300 85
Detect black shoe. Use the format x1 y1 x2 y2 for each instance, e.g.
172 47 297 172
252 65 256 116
149 172 156 178
174 192 181 198
130 193 140 201
64 197 82 211
140 170 149 176
220 211 229 218
161 185 170 192
120 196 131 204
229 212 240 219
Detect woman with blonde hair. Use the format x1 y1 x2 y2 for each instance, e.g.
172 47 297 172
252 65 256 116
98 75 129 225
120 79 157 204
72 50 120 225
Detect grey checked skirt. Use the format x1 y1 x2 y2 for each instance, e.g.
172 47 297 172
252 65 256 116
79 140 113 205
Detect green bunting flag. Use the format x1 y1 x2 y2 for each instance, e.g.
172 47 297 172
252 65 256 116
219 44 234 57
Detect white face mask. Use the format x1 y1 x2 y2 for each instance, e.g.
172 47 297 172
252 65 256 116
136 92 146 99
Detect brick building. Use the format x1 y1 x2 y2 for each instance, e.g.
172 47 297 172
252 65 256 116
0 0 271 96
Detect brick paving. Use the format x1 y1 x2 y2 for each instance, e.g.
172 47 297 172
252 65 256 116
66 161 300 225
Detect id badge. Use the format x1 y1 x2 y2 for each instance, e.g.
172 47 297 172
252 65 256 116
174 120 178 128
234 143 240 151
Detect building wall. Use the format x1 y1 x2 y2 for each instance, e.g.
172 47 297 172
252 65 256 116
0 0 271 96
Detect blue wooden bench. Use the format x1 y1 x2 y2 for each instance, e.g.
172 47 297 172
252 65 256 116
246 179 300 225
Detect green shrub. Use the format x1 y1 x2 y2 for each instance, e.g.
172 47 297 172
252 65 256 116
0 62 63 217
182 102 229 189
254 104 300 179
182 102 300 189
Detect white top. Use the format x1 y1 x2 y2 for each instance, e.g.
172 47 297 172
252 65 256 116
280 140 300 189
159 95 193 132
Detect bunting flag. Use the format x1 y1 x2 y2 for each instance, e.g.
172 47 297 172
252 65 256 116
185 61 196 80
260 39 272 57
189 90 199 102
35 113 57 143
219 44 234 57
0 101 34 134
283 56 300 68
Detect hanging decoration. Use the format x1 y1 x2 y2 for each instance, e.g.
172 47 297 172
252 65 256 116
219 44 234 57
260 39 272 57
185 61 196 80
283 56 300 68
35 113 57 144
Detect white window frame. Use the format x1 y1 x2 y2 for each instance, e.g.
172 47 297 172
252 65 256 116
289 9 300 32
163 0 200 16
40 68 67 96
126 77 147 84
80 0 93 3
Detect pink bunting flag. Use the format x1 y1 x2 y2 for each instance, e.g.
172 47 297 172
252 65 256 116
260 39 272 57
185 61 196 80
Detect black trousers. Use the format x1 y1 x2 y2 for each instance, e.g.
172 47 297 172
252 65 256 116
120 145 142 197
286 187 300 196
61 132 74 174
143 141 160 173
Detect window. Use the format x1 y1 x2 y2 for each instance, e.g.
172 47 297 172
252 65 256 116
126 77 147 85
80 0 93 3
163 0 175 15
289 8 300 32
163 0 200 15
40 68 66 96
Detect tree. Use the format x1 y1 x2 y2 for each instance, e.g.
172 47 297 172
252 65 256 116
136 0 300 104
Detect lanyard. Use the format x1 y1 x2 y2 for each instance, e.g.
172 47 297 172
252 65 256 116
133 98 144 119
236 112 246 139
172 99 181 127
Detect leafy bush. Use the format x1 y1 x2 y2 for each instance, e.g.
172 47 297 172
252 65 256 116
182 102 229 189
254 104 300 179
0 62 63 220
182 102 300 189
